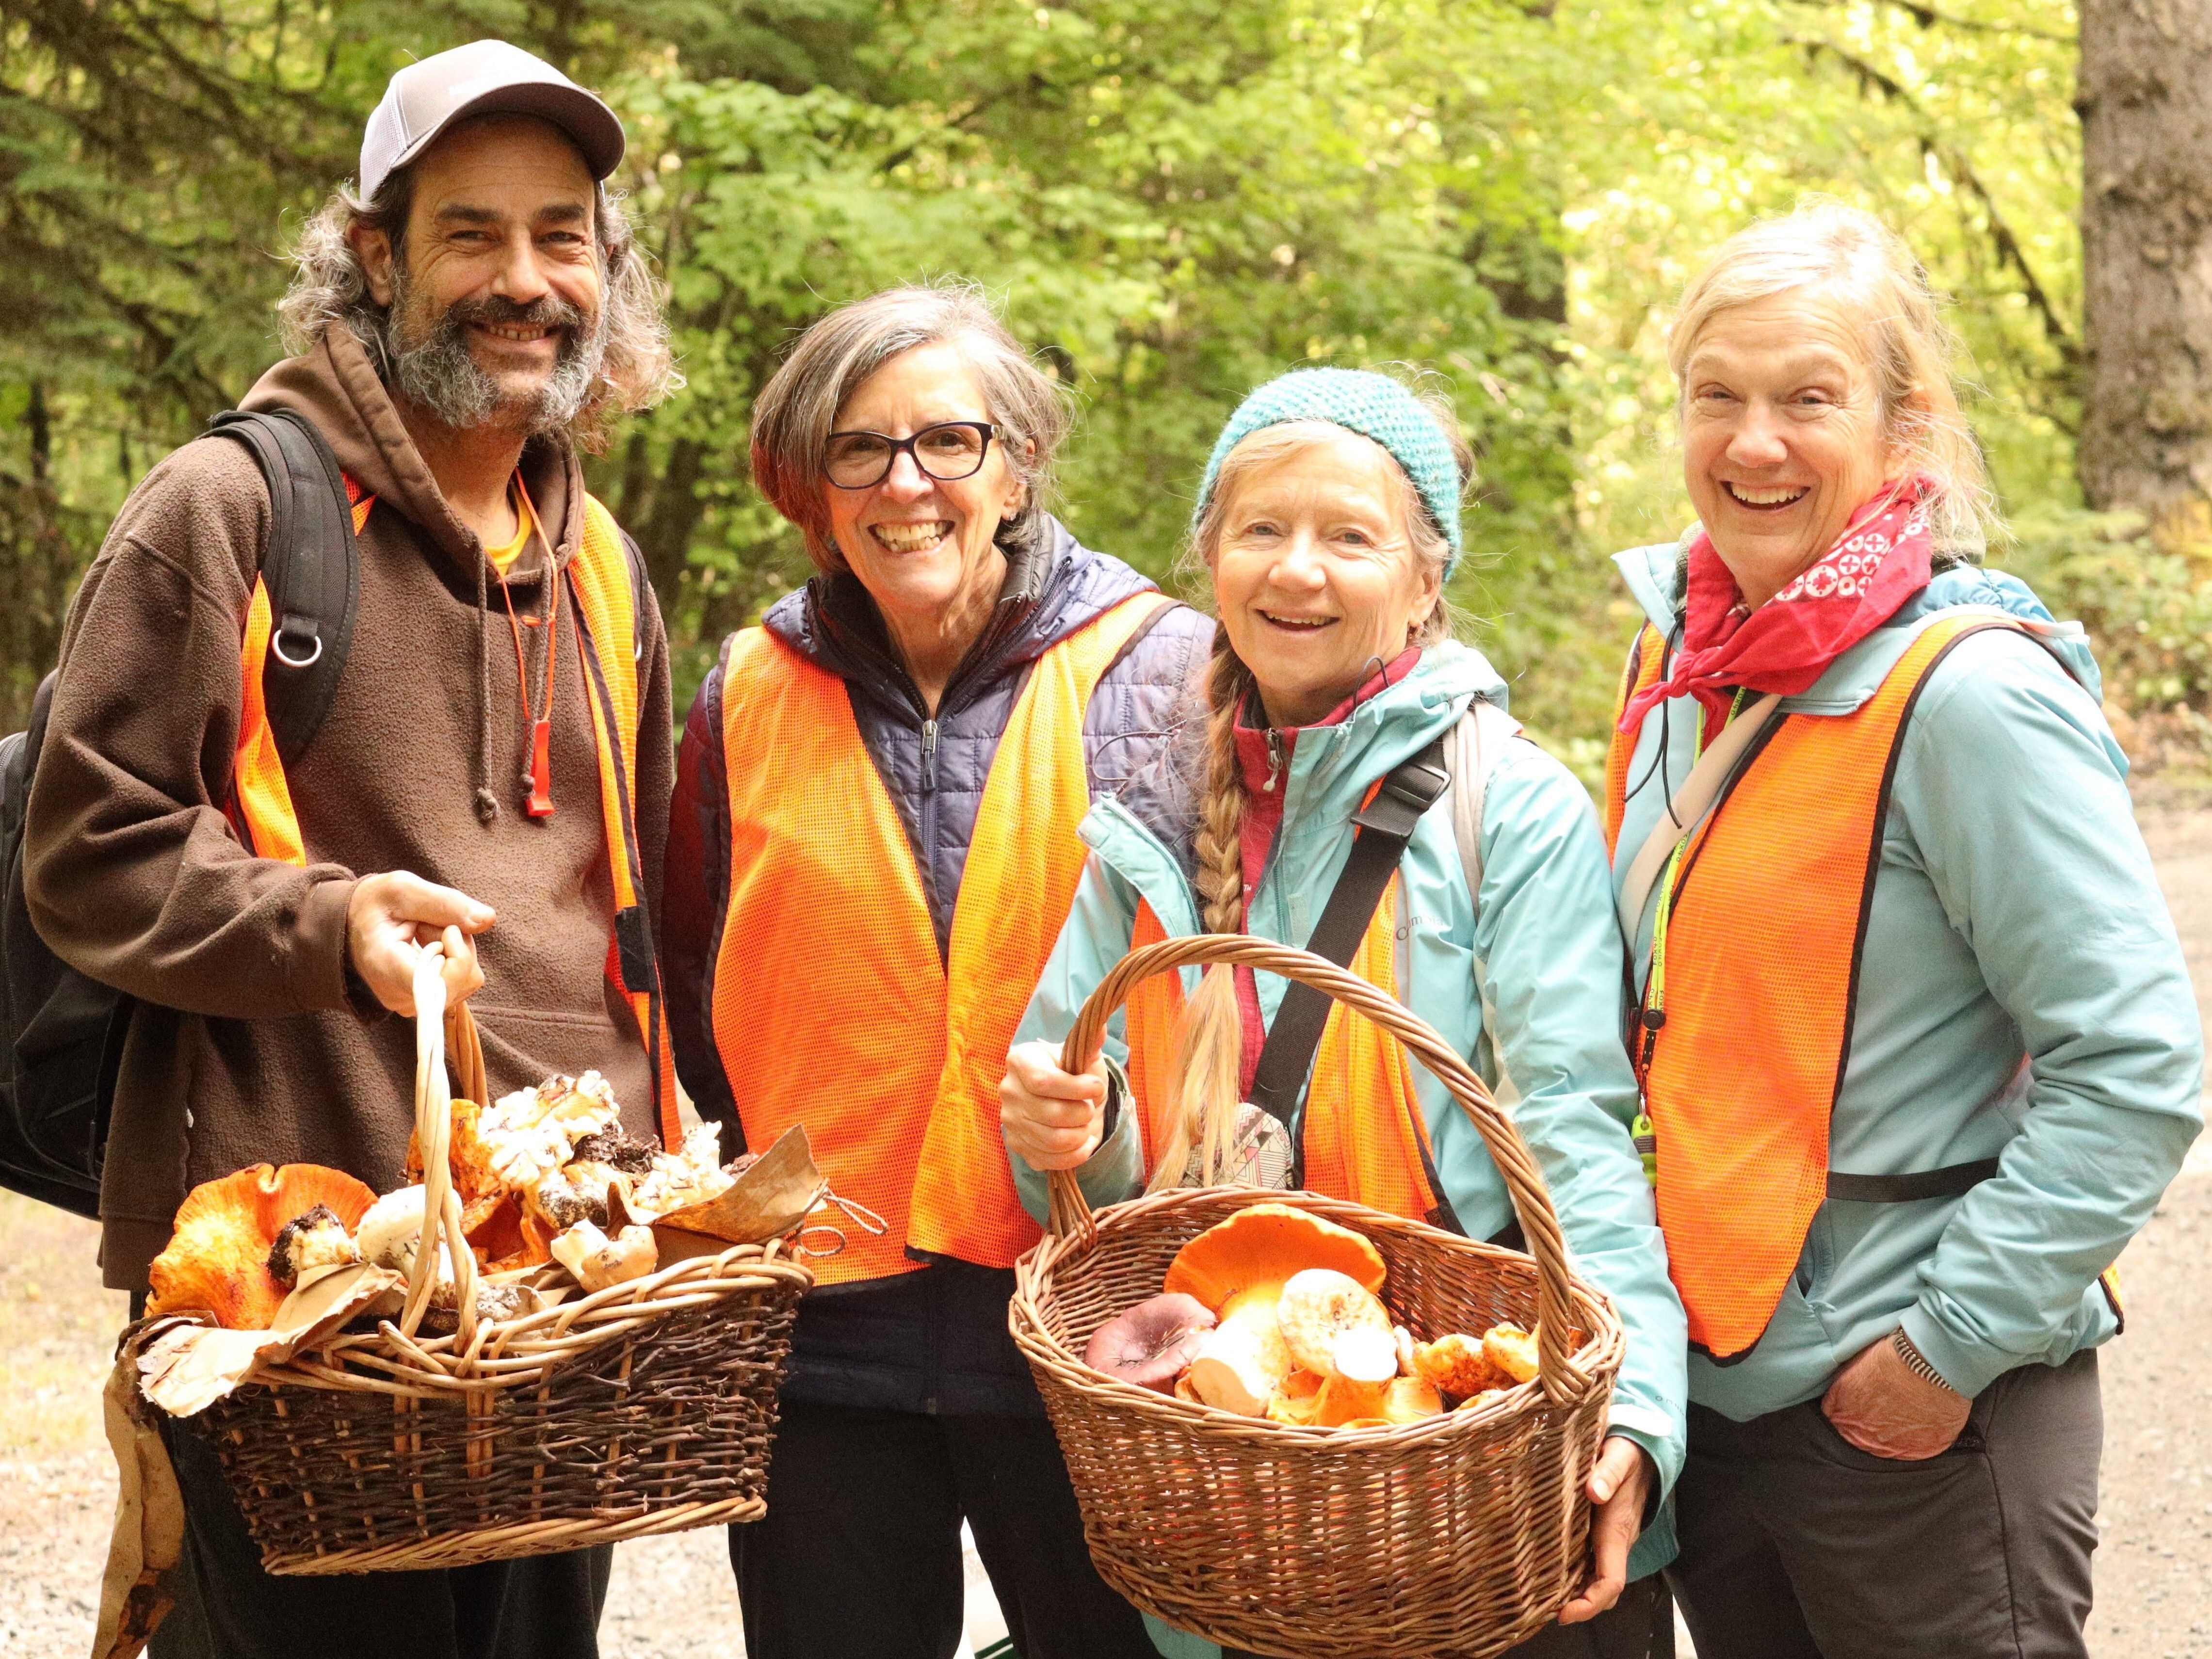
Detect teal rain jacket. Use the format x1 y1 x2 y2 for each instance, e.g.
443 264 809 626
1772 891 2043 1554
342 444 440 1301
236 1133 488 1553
1005 640 1689 1652
1610 542 2203 1422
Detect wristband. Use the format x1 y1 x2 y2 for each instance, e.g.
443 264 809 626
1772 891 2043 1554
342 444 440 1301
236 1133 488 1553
1889 1328 1958 1395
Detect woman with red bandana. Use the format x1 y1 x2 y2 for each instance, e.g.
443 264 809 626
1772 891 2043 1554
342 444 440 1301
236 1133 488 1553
1605 202 2202 1659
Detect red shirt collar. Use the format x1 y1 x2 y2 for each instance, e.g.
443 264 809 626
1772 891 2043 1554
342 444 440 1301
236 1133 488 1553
1231 646 1421 792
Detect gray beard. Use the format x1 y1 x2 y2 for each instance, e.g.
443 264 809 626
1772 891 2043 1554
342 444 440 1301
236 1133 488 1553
373 274 607 437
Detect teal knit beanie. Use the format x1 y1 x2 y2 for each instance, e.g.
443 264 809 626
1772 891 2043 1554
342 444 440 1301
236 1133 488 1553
1192 368 1464 572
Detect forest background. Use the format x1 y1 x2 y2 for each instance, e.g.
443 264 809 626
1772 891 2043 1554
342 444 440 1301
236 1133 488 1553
2 0 2198 783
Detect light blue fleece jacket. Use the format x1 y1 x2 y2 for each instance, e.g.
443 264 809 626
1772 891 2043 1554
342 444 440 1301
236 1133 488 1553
1611 543 2203 1421
1005 641 1689 1657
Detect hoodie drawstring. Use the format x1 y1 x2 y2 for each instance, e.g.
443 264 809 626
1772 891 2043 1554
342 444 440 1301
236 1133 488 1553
473 546 500 826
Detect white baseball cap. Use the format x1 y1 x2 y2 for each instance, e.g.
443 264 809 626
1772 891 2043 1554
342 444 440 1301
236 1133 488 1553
359 40 625 202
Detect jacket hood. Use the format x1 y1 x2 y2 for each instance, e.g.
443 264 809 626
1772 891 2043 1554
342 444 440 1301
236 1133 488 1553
1090 636 1509 885
241 326 589 583
1611 536 2107 711
763 515 1153 679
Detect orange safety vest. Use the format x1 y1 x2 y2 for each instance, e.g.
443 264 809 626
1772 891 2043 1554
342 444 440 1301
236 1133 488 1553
1120 884 1448 1229
229 483 679 1145
1606 611 2049 1360
709 593 1173 1285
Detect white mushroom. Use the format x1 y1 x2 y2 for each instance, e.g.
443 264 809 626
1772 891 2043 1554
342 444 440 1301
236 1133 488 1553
354 1185 454 1283
1182 1285 1292 1417
549 1221 659 1292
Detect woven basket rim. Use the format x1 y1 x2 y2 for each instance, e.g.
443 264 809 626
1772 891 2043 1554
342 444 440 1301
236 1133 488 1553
234 1237 813 1398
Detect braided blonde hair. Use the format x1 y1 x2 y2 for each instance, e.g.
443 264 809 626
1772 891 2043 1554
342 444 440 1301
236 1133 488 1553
1145 403 1469 1194
1145 637 1260 1192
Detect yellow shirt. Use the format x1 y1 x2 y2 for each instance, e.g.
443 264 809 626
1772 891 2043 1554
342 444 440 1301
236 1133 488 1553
488 486 536 576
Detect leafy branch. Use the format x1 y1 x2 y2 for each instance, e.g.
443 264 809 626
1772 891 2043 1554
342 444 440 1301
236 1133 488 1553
1791 0 2073 44
1790 34 2081 371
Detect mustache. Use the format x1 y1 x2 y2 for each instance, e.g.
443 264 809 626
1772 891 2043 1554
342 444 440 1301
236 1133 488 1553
437 290 591 337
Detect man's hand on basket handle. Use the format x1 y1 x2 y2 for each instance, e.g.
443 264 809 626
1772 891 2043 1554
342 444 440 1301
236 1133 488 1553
1556 1435 1653 1625
347 871 493 1016
1000 1040 1108 1170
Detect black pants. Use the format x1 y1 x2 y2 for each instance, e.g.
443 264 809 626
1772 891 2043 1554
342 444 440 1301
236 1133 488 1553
149 1417 612 1659
1666 1349 2101 1659
1496 1575 1675 1659
730 1398 1155 1659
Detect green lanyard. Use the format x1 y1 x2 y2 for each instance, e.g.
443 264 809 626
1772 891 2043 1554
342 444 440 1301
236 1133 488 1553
1630 688 1750 1185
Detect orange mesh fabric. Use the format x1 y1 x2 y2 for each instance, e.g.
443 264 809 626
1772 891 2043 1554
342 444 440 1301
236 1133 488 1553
907 594 1171 1263
1125 879 1440 1221
1642 613 2019 1358
1122 901 1186 1170
567 496 681 1145
712 595 1170 1283
1603 624 1665 855
1297 879 1441 1222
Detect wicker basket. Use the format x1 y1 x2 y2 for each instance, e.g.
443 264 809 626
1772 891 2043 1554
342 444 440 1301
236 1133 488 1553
1009 935 1626 1659
178 955 813 1574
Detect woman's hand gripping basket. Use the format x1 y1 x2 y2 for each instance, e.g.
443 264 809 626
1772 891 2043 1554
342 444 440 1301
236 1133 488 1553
1008 936 1626 1659
147 952 816 1575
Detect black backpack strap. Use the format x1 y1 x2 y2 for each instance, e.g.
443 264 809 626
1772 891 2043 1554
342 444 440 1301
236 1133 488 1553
1825 1159 1999 1203
207 409 361 765
1246 736 1451 1173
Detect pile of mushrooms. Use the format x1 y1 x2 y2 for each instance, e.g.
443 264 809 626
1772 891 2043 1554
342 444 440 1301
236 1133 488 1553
1080 1204 1543 1430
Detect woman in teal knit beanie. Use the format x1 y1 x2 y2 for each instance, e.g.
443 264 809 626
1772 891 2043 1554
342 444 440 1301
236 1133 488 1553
1001 367 1690 1657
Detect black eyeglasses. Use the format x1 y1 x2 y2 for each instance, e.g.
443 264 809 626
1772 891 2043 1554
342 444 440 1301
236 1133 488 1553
824 421 998 489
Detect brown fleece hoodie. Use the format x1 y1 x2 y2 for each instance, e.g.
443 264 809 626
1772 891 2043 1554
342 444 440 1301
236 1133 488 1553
23 327 673 1291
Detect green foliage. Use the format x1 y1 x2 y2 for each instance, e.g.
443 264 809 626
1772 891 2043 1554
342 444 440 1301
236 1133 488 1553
0 0 2147 754
2005 508 2212 713
604 0 1582 699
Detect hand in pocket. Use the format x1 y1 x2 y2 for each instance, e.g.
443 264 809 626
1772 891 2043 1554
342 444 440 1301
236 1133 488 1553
1820 1332 1971 1460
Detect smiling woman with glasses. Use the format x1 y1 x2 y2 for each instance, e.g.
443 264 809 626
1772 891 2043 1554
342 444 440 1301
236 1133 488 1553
658 282 1211 1659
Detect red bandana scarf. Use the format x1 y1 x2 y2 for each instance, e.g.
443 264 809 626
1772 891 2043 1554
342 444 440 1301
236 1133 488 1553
1618 475 1938 739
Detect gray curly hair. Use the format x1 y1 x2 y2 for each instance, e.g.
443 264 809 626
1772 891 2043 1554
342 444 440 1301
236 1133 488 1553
277 163 678 450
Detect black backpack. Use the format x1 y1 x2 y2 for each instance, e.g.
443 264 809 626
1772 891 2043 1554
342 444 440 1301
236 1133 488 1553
0 409 360 1216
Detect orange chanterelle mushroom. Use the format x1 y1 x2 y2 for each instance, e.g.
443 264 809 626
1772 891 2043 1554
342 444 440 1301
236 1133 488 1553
1162 1203 1387 1313
146 1164 377 1331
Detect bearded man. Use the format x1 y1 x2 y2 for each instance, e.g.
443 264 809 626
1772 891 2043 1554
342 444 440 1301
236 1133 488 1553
25 41 677 1659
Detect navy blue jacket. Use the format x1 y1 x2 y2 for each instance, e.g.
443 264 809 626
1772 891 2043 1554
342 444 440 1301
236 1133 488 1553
664 519 1212 1415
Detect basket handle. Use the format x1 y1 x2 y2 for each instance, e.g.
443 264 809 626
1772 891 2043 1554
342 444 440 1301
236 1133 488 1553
1048 934 1587 1399
446 995 488 1115
399 948 481 1346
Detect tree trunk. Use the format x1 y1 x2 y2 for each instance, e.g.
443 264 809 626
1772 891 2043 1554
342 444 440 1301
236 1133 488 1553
2077 0 2212 541
631 437 710 605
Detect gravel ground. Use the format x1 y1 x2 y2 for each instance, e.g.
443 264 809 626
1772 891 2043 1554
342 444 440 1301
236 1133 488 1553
2089 805 2212 1659
3 805 2207 1659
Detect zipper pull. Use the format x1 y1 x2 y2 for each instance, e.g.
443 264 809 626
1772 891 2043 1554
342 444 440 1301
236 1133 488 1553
1263 728 1285 792
921 718 939 790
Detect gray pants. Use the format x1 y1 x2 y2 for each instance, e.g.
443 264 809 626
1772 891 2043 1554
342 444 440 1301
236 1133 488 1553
1666 1348 2101 1659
